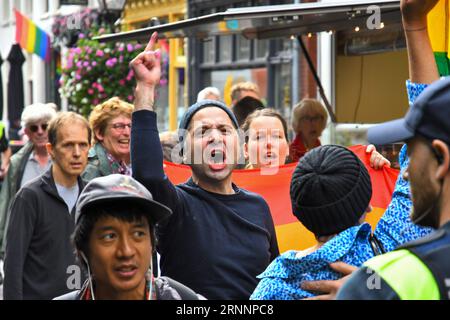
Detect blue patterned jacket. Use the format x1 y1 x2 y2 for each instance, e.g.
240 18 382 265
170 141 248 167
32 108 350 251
250 81 434 300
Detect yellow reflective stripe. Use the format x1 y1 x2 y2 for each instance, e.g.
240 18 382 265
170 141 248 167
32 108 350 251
364 249 440 300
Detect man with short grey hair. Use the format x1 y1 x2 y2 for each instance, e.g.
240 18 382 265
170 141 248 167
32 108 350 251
0 103 57 260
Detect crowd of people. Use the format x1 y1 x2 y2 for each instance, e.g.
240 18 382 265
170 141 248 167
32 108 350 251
0 0 448 300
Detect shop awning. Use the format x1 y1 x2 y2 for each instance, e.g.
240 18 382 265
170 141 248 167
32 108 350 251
94 0 402 124
95 0 401 43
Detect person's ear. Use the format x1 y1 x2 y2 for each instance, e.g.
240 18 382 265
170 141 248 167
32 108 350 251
243 142 249 160
432 140 449 180
24 127 31 138
94 128 104 142
46 142 54 158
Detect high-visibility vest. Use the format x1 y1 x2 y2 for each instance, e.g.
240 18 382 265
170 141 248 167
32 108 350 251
364 224 450 300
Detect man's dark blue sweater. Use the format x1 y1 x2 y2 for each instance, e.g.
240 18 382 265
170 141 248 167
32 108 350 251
131 110 279 300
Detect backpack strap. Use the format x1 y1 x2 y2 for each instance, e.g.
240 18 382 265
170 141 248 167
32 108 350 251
369 234 385 256
159 276 200 300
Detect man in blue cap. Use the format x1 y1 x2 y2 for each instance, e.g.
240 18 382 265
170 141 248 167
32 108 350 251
336 71 450 300
128 32 279 300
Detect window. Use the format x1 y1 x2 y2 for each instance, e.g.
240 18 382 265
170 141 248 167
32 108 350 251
218 35 232 62
202 37 215 63
236 35 250 61
2 0 11 22
25 0 32 15
13 0 20 11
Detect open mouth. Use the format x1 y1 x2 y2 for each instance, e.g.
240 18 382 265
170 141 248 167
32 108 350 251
118 139 130 146
207 148 227 171
263 151 279 163
114 264 138 279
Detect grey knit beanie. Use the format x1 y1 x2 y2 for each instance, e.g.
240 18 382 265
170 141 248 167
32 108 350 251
290 145 372 237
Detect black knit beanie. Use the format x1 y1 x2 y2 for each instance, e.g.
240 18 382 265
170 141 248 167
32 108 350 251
178 99 239 143
290 145 372 237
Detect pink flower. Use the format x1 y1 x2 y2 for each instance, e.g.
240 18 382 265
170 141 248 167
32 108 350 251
96 50 104 57
76 61 82 68
97 84 104 92
134 43 142 50
126 69 134 81
127 44 134 52
79 33 85 39
127 95 133 102
119 79 125 86
88 89 94 95
93 99 99 105
75 74 81 80
83 61 89 67
92 61 97 67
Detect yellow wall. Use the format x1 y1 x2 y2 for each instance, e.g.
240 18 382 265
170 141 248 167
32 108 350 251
123 0 187 130
336 50 409 123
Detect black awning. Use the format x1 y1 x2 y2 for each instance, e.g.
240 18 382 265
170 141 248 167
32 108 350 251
95 0 400 43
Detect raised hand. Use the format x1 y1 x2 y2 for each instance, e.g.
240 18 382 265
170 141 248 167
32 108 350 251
366 144 391 170
130 32 161 110
130 32 161 88
401 0 440 29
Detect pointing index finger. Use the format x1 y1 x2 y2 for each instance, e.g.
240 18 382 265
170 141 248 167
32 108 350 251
145 32 158 52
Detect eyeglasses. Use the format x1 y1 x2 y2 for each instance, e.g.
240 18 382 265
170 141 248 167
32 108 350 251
110 123 132 131
29 123 48 133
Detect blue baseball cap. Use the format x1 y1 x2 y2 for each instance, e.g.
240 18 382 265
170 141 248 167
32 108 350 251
368 78 450 145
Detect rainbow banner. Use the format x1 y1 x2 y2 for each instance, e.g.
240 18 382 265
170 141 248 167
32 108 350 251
163 145 400 253
428 0 450 76
14 9 51 62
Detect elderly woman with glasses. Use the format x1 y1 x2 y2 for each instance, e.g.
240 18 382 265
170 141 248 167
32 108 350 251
82 97 133 181
289 99 328 162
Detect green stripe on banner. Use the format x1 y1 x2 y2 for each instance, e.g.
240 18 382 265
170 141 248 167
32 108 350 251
434 52 450 76
34 27 43 56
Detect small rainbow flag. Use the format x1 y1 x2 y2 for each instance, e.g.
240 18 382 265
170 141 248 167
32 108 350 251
428 0 450 76
14 9 51 62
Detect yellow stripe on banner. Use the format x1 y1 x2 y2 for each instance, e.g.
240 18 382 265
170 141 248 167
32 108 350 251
275 207 386 253
428 0 448 53
27 21 36 54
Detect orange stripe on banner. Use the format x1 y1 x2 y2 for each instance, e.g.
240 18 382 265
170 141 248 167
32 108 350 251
20 14 29 49
276 207 386 253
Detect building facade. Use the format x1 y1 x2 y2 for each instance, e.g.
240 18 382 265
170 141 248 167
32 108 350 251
122 0 187 131
0 0 60 125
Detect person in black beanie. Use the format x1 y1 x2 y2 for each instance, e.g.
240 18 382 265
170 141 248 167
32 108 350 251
128 32 279 300
251 144 423 300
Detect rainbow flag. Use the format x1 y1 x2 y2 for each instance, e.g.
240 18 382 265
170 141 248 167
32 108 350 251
428 0 450 76
162 145 399 253
14 9 51 62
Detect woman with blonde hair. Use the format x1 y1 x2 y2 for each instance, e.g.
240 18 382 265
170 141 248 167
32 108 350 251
290 99 328 162
82 97 133 181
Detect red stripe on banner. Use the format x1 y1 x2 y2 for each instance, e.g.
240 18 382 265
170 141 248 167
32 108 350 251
14 9 23 44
